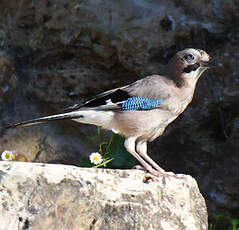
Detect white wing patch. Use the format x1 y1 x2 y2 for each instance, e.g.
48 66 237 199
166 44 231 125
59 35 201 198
105 99 125 106
105 99 115 106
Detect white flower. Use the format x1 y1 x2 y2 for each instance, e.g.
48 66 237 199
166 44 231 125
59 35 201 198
89 152 103 165
1 150 16 161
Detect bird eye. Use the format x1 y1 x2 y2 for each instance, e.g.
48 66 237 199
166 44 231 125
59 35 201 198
184 54 194 61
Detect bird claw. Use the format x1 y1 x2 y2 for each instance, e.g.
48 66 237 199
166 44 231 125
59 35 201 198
133 164 180 179
149 169 181 179
149 169 170 177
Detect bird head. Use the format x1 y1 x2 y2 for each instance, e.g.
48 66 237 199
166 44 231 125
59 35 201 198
169 48 219 87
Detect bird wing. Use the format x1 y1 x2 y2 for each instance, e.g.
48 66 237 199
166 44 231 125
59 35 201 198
5 75 172 129
66 75 172 111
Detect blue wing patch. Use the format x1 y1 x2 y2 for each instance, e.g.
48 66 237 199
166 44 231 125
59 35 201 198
122 97 163 110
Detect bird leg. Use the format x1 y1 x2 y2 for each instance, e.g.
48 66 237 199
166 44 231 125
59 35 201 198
136 140 176 177
136 141 166 173
124 137 167 177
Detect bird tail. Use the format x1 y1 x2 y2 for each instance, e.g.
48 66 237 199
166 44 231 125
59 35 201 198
5 111 84 129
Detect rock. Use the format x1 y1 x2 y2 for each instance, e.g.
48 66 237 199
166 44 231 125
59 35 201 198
0 161 207 230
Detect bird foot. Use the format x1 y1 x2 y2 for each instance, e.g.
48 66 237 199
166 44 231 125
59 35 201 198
149 169 177 178
133 164 178 178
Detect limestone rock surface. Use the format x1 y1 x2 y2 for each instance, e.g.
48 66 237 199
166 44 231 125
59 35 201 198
0 161 207 230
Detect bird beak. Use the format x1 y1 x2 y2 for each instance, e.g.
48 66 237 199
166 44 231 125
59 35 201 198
200 59 221 68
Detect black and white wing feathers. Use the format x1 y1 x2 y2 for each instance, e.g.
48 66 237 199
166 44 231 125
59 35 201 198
66 75 171 112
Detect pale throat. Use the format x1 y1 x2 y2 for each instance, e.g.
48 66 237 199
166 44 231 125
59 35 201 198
183 67 207 87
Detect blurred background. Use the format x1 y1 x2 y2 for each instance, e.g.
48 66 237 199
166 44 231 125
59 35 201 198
0 0 238 229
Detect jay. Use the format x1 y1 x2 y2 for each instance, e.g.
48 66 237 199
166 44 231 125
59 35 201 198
7 48 218 177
